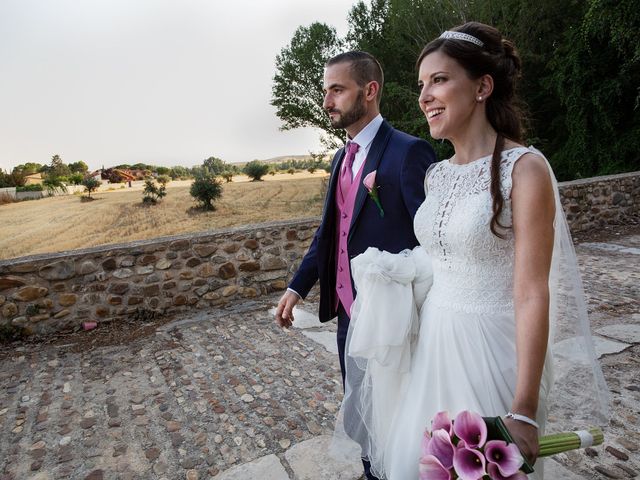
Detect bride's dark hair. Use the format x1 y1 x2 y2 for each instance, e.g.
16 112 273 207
417 22 525 238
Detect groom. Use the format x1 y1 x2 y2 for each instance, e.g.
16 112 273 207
274 51 435 479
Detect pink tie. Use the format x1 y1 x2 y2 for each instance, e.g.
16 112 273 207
339 141 360 194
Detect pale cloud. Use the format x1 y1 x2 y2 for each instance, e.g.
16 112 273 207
0 0 355 171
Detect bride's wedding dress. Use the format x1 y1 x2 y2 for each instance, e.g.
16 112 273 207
333 147 609 479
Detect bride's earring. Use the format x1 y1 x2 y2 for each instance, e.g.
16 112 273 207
477 96 483 102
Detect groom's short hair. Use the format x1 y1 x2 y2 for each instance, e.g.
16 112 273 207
326 51 384 105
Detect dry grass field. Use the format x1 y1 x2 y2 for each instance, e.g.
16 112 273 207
0 172 327 260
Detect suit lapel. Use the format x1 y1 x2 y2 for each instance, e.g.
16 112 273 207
321 147 345 219
348 121 393 241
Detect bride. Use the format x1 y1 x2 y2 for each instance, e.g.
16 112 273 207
334 22 609 480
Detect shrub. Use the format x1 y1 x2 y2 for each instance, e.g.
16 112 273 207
243 160 270 181
190 172 223 210
288 168 295 175
82 177 101 198
16 184 43 192
156 175 171 186
142 179 167 204
221 172 234 183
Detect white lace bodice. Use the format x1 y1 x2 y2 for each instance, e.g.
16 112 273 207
414 147 530 314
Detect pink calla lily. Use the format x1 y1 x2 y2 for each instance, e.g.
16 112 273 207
453 446 486 480
432 411 453 434
484 440 524 477
426 429 455 469
453 410 487 448
363 171 376 191
419 454 452 480
422 429 432 456
487 463 528 480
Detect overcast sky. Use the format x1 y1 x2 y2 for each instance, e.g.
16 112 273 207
0 0 357 171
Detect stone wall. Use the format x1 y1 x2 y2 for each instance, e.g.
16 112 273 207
558 171 639 231
0 171 637 336
0 220 318 336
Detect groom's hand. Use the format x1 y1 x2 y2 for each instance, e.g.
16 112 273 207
275 291 300 328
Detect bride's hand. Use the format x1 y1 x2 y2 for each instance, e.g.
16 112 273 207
504 417 539 466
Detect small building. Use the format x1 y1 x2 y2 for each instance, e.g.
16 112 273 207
23 173 44 185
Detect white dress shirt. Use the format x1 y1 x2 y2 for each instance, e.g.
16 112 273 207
347 114 383 177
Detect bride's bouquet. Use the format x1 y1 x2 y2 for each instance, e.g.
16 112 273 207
419 410 603 480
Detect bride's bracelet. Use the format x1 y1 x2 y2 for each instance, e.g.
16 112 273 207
505 412 539 429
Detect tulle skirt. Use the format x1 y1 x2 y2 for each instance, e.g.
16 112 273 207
382 298 549 480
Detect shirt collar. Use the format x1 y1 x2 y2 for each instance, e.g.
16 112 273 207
346 114 383 151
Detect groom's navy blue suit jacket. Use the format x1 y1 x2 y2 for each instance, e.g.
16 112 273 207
289 120 436 322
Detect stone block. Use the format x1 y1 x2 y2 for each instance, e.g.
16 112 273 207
239 261 260 272
9 263 36 273
0 276 27 291
223 243 240 254
77 261 98 275
221 286 237 297
173 295 188 306
143 284 160 296
242 287 258 298
218 262 237 279
1 302 18 318
284 435 361 480
156 259 172 270
11 316 28 327
180 271 194 280
138 254 157 266
102 258 117 271
244 239 259 250
127 296 143 305
136 266 154 275
194 244 218 257
39 260 75 280
261 256 287 271
169 239 190 251
211 454 288 480
12 286 48 302
235 252 250 262
108 296 122 305
58 293 78 307
112 268 133 279
198 263 216 278
186 257 202 268
108 283 129 295
53 309 70 319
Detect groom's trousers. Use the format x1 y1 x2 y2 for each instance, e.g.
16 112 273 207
337 304 380 480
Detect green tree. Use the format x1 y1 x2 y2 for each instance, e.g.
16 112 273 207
82 177 101 198
69 161 89 174
142 179 167 204
156 166 170 175
68 173 84 185
42 176 68 195
243 160 270 181
49 154 71 178
13 163 43 175
190 171 223 210
170 166 189 179
203 156 227 176
271 22 345 148
546 0 640 178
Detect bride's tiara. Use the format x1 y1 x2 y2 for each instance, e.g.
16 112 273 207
439 31 484 47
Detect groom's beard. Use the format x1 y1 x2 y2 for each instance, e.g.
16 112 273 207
328 91 366 129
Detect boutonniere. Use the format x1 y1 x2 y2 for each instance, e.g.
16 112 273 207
363 171 384 217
